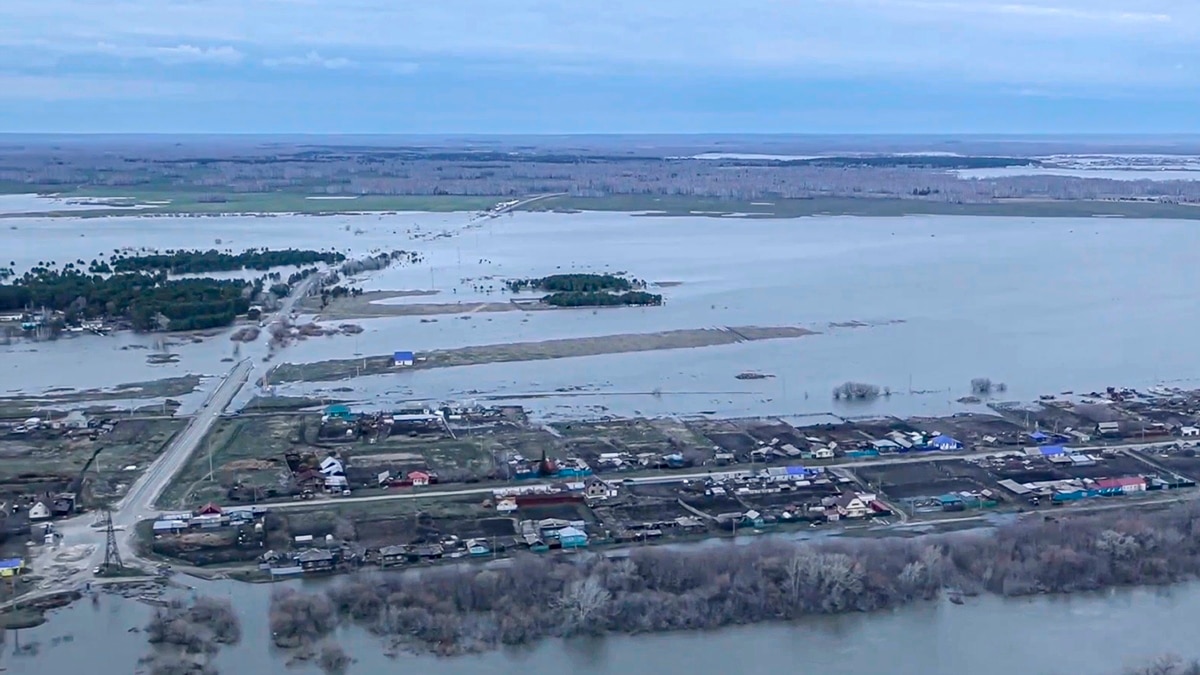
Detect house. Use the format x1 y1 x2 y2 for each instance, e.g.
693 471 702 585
1182 426 1200 438
495 497 518 512
408 470 431 487
51 492 76 516
871 439 901 453
813 447 835 460
928 435 963 451
938 494 966 512
0 558 25 578
379 545 407 567
1096 421 1122 437
741 509 765 528
296 549 335 572
1095 476 1146 494
197 503 223 516
537 518 572 537
584 479 618 502
393 350 415 367
833 494 869 519
466 539 491 556
323 404 354 421
407 544 444 562
557 526 589 549
319 456 345 476
1029 431 1050 444
324 475 349 491
28 502 50 521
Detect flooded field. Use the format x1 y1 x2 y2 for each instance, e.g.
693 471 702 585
5 210 1200 422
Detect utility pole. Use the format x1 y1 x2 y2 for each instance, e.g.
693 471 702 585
102 508 123 573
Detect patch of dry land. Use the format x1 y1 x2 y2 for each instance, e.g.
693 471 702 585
267 325 815 383
298 290 532 319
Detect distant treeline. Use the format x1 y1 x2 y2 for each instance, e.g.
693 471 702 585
0 264 256 331
270 501 1200 657
110 247 345 275
506 273 640 293
543 290 662 307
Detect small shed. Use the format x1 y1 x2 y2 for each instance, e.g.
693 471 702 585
0 558 25 577
408 470 431 487
394 351 415 367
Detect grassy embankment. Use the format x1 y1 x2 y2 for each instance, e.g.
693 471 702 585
266 326 814 383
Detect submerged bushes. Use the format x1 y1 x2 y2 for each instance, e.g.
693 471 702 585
141 596 241 675
268 501 1200 657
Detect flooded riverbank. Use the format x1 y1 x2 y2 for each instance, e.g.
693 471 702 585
7 574 1200 674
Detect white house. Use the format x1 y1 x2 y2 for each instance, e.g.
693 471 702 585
1182 426 1200 438
28 502 51 521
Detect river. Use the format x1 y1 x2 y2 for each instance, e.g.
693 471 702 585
4 576 1200 674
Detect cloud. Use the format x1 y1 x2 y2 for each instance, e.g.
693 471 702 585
1 0 1198 87
92 42 244 65
263 51 353 69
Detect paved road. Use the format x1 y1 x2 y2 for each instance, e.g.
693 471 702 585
27 270 324 591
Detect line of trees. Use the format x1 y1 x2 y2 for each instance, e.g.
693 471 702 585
111 248 345 274
266 501 1200 657
0 265 256 331
542 290 662 307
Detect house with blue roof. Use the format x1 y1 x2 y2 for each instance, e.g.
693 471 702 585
929 435 963 451
393 350 414 366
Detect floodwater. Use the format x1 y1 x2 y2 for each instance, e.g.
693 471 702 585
956 166 1200 181
6 211 1200 421
7 575 1200 675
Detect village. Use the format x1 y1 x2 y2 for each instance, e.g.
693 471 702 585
103 383 1200 578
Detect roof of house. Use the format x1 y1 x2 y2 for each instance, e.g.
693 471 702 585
379 545 407 556
1095 476 1145 489
296 549 334 562
558 526 587 538
930 435 961 445
0 558 23 570
394 350 415 360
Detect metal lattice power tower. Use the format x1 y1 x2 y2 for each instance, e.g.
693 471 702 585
102 508 123 572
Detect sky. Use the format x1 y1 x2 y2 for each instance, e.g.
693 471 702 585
1 0 1198 134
